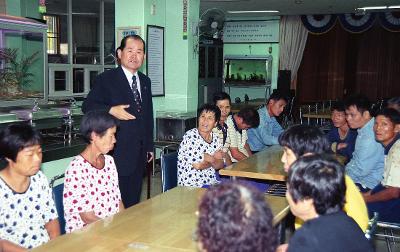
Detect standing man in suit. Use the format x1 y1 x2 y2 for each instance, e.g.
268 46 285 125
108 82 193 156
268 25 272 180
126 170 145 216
82 35 154 208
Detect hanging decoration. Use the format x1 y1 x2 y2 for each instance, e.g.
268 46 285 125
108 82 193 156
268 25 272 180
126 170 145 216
338 13 376 33
379 11 400 32
301 14 337 34
182 0 188 40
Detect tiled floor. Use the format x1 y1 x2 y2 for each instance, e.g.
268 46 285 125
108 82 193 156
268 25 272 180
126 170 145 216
373 229 400 252
140 168 399 252
140 166 163 201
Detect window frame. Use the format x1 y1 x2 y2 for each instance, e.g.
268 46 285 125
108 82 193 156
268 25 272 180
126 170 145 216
45 0 115 98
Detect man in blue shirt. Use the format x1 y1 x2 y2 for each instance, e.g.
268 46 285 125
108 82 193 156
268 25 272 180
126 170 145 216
248 90 287 152
345 95 384 191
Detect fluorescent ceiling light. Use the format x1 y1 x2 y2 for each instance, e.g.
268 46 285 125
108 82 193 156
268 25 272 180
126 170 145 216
357 6 387 10
228 10 279 13
356 5 400 11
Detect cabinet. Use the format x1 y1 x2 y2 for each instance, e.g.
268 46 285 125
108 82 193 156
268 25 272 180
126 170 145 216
223 55 273 102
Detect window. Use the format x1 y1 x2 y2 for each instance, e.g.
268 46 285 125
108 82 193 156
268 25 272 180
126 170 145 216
72 0 100 64
45 0 116 97
43 15 60 55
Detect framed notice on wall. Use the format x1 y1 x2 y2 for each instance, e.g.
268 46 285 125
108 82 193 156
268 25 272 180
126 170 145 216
223 20 279 43
146 25 165 96
116 26 141 46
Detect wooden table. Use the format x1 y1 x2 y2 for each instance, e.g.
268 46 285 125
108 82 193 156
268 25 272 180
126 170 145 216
219 145 286 181
302 112 331 119
32 187 289 252
301 109 331 125
231 98 265 113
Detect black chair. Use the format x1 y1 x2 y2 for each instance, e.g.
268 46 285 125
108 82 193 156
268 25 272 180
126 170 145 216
375 221 400 252
49 174 66 235
161 151 178 192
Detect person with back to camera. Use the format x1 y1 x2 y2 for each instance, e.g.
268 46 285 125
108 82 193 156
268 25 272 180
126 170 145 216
196 182 277 252
278 124 369 233
63 110 123 233
285 155 373 252
0 124 60 251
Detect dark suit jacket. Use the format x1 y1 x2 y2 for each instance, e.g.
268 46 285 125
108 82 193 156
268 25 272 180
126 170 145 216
82 66 154 176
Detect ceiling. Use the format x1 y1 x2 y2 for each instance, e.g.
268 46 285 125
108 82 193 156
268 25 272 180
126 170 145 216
200 0 400 18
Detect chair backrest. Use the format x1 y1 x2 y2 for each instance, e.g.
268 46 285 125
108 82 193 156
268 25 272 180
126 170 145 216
161 152 178 192
49 174 66 235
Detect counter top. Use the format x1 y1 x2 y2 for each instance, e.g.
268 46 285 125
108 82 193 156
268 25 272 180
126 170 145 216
42 137 86 162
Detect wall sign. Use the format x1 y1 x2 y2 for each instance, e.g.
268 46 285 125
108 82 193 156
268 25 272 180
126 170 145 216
116 26 141 46
223 20 279 43
146 25 165 96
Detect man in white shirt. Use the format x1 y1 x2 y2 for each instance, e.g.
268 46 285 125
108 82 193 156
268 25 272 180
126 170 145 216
226 107 259 162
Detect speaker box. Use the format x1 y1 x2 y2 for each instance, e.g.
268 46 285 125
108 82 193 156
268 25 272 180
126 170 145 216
278 70 291 94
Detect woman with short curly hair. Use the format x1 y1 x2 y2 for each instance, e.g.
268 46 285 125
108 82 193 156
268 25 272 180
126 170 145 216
197 182 277 252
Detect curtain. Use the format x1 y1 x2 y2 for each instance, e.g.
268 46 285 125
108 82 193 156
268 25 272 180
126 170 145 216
297 21 400 103
279 15 308 82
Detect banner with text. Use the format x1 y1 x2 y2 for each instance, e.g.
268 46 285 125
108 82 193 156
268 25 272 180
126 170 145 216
223 20 279 43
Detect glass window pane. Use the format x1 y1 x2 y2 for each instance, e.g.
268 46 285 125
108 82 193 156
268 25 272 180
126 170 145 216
45 0 68 64
90 70 98 89
54 71 67 91
73 68 84 93
72 0 100 64
104 1 115 65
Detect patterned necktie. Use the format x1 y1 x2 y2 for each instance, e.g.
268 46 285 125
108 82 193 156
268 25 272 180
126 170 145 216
131 75 142 112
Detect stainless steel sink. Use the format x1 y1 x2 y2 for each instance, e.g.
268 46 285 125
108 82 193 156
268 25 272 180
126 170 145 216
11 109 62 121
0 113 21 123
10 107 82 121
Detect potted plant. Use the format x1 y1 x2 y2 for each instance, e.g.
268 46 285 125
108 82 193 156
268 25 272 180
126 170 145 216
0 48 39 96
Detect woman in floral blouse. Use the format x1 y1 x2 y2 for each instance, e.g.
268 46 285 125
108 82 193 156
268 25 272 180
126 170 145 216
178 104 224 187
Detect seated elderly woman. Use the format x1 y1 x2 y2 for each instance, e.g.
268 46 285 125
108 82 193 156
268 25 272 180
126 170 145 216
285 155 373 252
0 124 60 250
178 104 224 187
197 182 277 252
363 108 400 222
63 111 123 233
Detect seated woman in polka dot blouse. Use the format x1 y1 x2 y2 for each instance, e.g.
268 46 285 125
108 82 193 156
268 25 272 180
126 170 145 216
178 104 225 187
63 111 123 233
0 124 60 250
